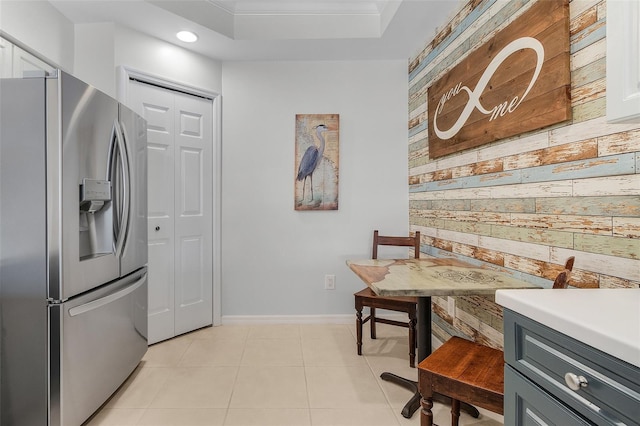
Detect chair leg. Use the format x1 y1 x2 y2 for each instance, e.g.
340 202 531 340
370 307 377 339
451 399 461 426
356 307 363 356
420 394 434 426
408 317 416 368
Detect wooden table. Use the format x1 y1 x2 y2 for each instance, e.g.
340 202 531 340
347 257 540 418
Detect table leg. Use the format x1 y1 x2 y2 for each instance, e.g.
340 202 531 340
380 372 421 418
417 297 431 361
381 296 479 419
381 296 430 418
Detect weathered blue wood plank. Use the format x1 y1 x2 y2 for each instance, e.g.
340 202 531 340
570 19 606 54
410 0 532 85
409 121 427 137
636 152 640 173
463 170 523 188
463 0 530 51
521 153 636 183
412 170 523 192
410 178 465 193
409 0 499 82
410 155 636 194
410 183 429 193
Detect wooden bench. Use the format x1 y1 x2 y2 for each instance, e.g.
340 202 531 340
418 337 504 426
417 260 574 425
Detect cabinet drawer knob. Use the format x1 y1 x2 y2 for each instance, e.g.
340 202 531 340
564 373 588 391
155 226 160 231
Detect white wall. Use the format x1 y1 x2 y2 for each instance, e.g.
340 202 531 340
0 3 409 319
221 60 409 318
74 23 116 96
0 0 74 71
73 24 222 100
114 26 222 97
0 2 222 99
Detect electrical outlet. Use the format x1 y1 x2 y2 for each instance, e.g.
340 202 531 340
324 274 336 290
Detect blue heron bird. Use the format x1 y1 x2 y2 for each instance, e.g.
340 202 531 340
296 124 329 201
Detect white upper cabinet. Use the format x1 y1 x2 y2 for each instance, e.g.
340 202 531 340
0 36 55 79
0 37 13 78
606 0 640 123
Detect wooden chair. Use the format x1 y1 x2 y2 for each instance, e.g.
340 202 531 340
418 257 575 426
552 257 574 288
354 230 420 368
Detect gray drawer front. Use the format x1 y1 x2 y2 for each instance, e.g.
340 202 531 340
504 309 640 426
505 365 592 426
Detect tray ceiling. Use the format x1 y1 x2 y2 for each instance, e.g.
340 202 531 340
47 0 460 61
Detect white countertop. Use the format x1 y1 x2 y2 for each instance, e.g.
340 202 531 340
496 288 640 368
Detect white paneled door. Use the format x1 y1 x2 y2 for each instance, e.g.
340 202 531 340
128 79 213 344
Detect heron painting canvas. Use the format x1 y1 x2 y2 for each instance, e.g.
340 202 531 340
295 114 339 210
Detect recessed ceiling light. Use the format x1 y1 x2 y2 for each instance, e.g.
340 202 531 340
176 31 198 43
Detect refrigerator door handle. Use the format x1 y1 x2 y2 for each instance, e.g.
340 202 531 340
68 272 147 317
107 119 122 251
107 119 119 231
112 120 131 258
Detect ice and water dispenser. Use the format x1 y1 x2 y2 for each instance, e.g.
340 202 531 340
79 178 113 259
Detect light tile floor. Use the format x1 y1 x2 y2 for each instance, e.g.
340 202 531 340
86 323 504 426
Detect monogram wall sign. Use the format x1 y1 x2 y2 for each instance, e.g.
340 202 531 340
427 0 571 159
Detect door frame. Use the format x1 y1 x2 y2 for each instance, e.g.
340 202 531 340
116 65 222 326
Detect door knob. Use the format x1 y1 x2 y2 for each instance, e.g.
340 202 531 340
155 226 160 231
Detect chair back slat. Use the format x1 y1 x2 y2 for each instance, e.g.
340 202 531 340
372 230 420 259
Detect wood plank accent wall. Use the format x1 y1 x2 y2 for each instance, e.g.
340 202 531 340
408 0 640 350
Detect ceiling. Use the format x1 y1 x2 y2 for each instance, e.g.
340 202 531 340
48 0 461 61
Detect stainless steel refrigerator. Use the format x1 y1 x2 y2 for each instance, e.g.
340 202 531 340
0 70 148 426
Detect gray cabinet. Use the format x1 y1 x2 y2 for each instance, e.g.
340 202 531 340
505 366 590 426
503 309 640 426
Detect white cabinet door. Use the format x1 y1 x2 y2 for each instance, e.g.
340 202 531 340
606 0 640 123
0 37 13 78
0 37 54 78
12 44 53 77
128 79 213 344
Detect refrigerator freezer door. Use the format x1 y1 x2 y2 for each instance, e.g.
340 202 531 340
52 267 148 426
118 103 148 276
0 77 49 426
52 71 122 300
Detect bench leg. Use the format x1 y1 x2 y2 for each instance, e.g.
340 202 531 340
408 317 416 368
451 398 460 426
420 395 434 426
